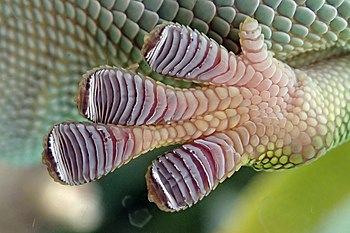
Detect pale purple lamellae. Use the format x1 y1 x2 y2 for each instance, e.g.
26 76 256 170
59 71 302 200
148 134 239 211
82 68 204 125
47 122 134 185
83 69 165 125
145 24 235 84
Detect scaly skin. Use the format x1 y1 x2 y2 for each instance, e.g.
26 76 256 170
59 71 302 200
1 1 350 210
1 0 350 164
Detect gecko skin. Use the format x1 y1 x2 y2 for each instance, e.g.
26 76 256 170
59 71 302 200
1 1 350 210
1 0 349 164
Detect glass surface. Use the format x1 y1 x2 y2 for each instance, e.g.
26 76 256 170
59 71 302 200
1 143 350 233
1 1 349 233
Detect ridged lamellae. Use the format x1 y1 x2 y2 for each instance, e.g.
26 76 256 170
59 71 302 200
43 18 350 212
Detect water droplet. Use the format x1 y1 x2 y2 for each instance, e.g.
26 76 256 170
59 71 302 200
121 195 133 208
128 208 152 228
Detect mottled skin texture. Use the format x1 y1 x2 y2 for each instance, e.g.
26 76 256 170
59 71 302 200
0 1 349 210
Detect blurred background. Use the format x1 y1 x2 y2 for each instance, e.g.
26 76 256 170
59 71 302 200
1 141 350 233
